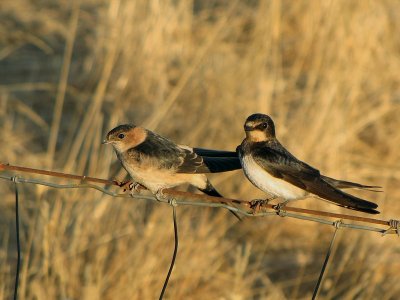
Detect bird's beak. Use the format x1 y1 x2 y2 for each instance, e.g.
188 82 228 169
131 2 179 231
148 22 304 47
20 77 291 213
102 139 110 145
244 125 254 132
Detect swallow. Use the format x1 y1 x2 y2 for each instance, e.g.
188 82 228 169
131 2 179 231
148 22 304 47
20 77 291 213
237 113 380 214
103 124 242 219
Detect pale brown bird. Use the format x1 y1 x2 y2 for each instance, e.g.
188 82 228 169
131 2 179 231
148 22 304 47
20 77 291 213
103 124 242 219
237 113 380 214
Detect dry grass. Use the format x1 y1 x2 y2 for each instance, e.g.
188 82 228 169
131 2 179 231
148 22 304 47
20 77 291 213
1 0 400 299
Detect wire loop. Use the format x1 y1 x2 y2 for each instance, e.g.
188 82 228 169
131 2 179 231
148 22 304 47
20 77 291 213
382 219 400 237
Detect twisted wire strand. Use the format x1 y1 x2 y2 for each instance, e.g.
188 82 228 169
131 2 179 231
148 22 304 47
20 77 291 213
0 163 398 235
1 163 399 299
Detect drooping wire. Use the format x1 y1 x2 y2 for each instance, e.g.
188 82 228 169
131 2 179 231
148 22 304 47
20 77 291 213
13 177 21 300
312 221 341 300
159 204 178 300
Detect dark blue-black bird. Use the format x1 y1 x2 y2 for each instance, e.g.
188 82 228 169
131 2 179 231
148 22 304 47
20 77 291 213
237 113 380 214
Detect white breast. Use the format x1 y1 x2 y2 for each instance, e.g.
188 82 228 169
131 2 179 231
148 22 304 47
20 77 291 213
241 155 306 200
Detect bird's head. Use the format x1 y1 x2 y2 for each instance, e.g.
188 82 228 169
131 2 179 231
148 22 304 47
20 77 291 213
103 124 147 152
244 113 276 142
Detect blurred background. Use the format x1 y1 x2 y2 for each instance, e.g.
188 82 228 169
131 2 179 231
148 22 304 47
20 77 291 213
1 0 400 299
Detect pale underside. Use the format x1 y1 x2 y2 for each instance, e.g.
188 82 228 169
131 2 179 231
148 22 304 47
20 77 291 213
241 155 307 200
121 156 208 193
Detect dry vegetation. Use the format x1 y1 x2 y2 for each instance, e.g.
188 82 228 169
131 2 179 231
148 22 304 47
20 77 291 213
1 0 400 299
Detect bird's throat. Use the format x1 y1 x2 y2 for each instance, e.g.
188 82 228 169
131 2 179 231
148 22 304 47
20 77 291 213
246 130 268 142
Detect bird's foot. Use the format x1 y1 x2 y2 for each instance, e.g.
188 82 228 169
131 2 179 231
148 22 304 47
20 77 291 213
274 200 289 216
119 180 145 194
155 188 170 203
249 196 277 214
250 199 268 214
131 182 145 194
155 189 177 206
119 180 132 192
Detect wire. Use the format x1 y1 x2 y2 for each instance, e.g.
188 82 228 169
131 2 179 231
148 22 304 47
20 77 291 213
13 177 21 300
0 163 397 229
0 173 398 236
159 204 178 300
312 222 340 300
1 163 399 300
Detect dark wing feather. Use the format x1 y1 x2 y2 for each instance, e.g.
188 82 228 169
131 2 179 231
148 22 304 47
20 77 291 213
132 131 185 169
251 141 379 213
249 143 304 180
133 132 241 173
175 149 208 173
176 149 242 173
193 148 238 157
193 147 242 172
201 156 242 173
251 142 320 190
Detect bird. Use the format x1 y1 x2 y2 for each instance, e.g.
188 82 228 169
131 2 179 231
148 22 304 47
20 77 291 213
236 113 380 214
103 124 242 219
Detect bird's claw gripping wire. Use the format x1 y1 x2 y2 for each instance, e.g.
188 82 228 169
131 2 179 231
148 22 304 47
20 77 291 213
274 200 289 217
250 196 277 214
155 189 177 206
249 199 267 214
131 182 143 194
118 180 131 191
382 219 400 237
155 188 171 203
119 180 144 195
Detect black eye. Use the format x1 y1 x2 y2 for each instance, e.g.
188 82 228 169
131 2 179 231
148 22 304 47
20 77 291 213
261 122 268 129
118 133 125 139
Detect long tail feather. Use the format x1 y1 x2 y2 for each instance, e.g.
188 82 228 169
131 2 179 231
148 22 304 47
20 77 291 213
321 176 382 192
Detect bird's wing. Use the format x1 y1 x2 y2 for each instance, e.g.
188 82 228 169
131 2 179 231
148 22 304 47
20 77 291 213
193 147 242 172
251 142 320 189
200 156 242 173
251 143 379 213
193 148 238 157
176 146 242 173
132 131 241 173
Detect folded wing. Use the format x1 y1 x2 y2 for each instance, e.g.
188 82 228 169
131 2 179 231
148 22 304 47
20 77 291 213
177 147 242 173
252 143 379 214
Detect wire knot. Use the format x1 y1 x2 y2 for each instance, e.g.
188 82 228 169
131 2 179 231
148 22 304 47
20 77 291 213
80 175 87 184
333 220 342 229
168 198 178 207
382 219 400 237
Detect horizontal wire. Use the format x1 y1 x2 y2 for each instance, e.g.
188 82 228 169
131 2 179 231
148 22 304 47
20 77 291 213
0 163 399 235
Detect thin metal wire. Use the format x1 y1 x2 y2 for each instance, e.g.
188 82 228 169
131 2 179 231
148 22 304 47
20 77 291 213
312 221 340 300
0 164 399 235
1 165 399 300
159 204 178 300
0 163 118 186
0 163 394 226
2 161 399 300
12 177 21 300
